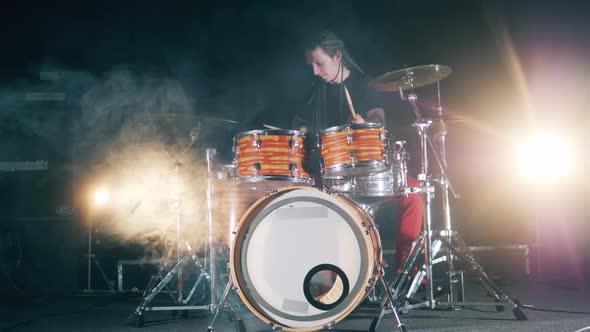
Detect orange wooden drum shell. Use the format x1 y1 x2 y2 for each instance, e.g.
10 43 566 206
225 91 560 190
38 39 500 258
320 127 385 169
210 180 265 246
235 133 310 179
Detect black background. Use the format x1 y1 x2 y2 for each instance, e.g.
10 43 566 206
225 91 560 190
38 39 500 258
1 0 589 293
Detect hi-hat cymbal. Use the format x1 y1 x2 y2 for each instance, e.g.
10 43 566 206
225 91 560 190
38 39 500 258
370 64 452 92
389 115 472 133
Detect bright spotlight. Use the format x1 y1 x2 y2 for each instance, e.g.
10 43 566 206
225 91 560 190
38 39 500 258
93 188 110 206
517 134 572 183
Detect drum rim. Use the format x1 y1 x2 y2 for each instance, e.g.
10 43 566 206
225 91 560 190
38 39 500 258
235 129 306 139
229 187 381 330
319 123 383 135
237 175 314 184
322 161 388 178
236 176 315 189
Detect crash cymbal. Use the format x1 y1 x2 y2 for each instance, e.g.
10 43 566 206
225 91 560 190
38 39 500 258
370 64 452 92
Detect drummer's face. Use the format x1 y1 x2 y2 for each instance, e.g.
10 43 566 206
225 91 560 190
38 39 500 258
306 47 342 83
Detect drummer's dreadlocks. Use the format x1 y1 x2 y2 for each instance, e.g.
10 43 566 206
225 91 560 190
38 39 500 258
306 31 366 75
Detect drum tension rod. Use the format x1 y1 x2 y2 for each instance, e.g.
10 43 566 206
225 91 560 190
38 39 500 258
289 163 299 176
349 151 356 164
252 163 261 176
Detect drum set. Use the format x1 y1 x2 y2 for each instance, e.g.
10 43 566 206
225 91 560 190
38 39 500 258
205 123 410 331
130 64 527 331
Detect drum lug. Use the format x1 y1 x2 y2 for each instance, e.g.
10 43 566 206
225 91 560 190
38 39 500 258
253 133 261 149
252 162 261 176
361 222 374 235
232 137 237 153
317 134 324 150
265 189 278 198
323 322 336 330
394 140 408 160
365 278 376 292
289 162 299 176
289 138 299 149
349 151 356 164
269 322 282 330
346 126 353 144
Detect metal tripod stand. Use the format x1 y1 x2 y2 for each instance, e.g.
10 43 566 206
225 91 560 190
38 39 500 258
128 124 215 327
370 75 527 331
83 219 115 293
207 258 409 332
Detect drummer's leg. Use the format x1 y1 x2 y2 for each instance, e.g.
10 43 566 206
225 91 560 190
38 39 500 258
393 175 423 267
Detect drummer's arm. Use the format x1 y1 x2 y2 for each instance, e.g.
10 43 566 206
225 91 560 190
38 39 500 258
367 108 385 125
292 114 309 134
351 108 385 125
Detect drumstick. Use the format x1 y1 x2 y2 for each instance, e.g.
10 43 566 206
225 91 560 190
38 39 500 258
343 84 357 119
263 123 282 130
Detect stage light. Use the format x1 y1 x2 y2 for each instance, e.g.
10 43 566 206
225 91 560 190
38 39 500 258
93 188 110 206
517 133 571 183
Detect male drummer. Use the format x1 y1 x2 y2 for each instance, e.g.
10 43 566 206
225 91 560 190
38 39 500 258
299 31 423 270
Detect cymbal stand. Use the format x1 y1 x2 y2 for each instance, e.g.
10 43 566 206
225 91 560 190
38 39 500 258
206 148 219 311
208 255 408 332
431 80 462 307
369 75 526 331
128 124 213 327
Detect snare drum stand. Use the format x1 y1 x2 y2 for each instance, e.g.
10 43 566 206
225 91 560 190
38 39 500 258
128 124 214 327
369 76 526 331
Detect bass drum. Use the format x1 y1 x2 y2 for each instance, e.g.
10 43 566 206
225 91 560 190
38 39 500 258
230 187 382 331
210 165 265 246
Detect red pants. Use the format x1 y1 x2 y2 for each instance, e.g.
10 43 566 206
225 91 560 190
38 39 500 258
392 176 423 267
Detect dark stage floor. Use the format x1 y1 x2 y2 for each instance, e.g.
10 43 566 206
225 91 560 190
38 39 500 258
1 279 590 332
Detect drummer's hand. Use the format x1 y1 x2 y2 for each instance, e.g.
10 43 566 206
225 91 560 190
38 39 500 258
351 114 365 124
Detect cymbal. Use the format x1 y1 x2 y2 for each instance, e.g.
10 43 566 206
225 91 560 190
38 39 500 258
151 112 239 125
370 64 452 92
262 123 282 130
390 115 472 132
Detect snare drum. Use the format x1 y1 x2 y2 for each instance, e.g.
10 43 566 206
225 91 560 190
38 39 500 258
234 129 313 190
230 187 382 331
323 171 398 197
319 123 387 178
323 140 409 197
